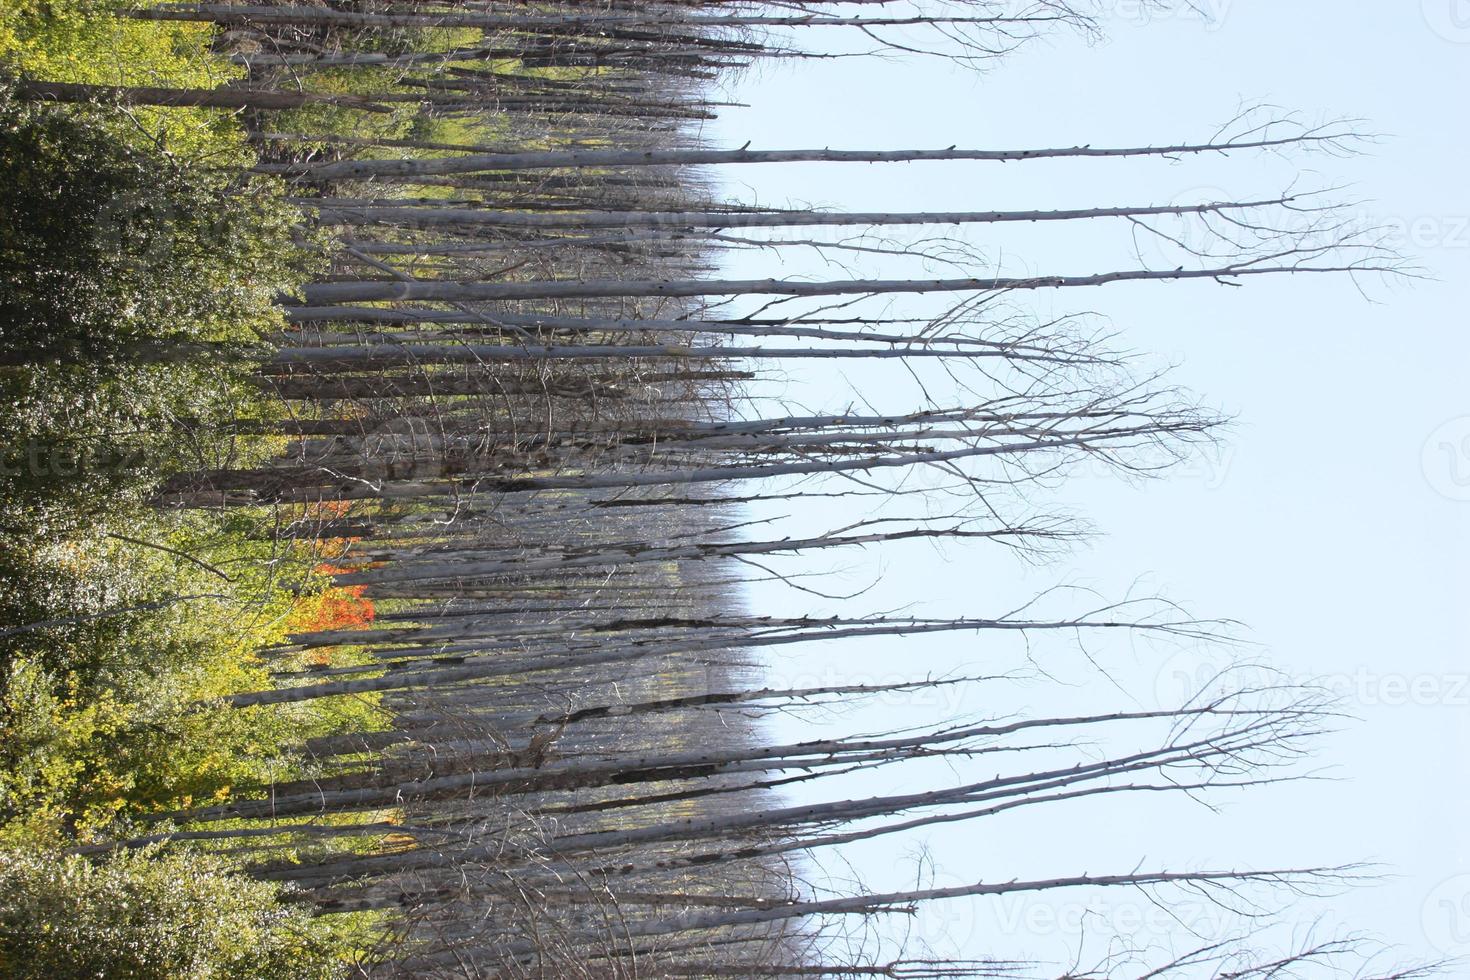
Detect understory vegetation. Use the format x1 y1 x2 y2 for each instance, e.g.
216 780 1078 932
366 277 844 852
0 6 376 974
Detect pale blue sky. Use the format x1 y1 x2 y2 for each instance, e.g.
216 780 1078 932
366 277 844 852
696 2 1470 971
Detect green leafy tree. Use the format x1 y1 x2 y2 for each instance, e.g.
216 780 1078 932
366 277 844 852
0 93 304 532
0 92 297 366
0 846 349 979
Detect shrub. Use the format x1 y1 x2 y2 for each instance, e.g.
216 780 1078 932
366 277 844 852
0 846 348 979
0 94 304 532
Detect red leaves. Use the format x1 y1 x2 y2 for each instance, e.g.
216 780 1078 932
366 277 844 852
288 563 375 634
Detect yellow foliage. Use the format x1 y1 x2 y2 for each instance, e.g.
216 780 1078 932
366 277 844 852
0 0 249 160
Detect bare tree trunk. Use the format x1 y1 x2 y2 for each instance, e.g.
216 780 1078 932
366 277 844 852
295 262 1382 305
306 197 1289 230
267 127 1356 180
12 80 392 113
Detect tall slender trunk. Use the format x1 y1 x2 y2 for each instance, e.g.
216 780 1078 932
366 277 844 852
296 262 1364 306
263 131 1350 180
13 80 391 113
306 197 1287 231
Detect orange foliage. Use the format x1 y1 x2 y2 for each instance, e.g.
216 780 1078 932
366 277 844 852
298 500 365 559
302 498 357 520
314 536 362 559
301 587 375 631
288 563 376 635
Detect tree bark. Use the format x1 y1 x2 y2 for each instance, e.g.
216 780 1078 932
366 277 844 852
13 79 392 113
263 132 1351 180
